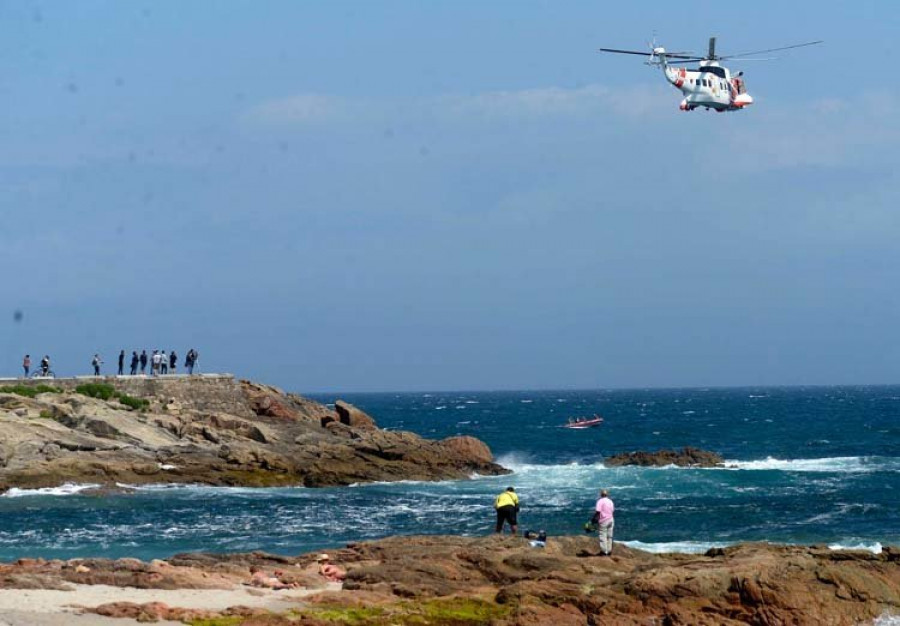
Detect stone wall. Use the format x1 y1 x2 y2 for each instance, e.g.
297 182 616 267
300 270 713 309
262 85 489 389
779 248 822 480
0 374 253 418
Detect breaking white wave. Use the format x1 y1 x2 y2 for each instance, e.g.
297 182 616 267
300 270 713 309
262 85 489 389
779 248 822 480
874 612 900 626
2 483 101 498
722 456 892 473
621 540 730 554
828 541 882 554
495 453 605 475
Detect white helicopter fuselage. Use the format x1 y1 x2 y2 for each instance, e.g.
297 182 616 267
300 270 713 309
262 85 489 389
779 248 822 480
661 57 753 112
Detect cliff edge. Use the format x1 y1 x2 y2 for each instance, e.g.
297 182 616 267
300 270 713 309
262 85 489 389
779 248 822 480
0 376 507 490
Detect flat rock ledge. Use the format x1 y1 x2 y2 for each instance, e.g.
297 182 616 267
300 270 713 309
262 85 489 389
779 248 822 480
1 536 897 625
604 446 724 467
0 376 508 490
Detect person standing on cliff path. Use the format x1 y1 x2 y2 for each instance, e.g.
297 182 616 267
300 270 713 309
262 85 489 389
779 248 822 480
22 355 30 378
130 351 139 376
117 350 125 376
92 353 102 376
139 350 148 374
186 348 198 374
595 489 615 556
151 350 160 375
160 350 168 374
169 350 177 374
494 486 520 535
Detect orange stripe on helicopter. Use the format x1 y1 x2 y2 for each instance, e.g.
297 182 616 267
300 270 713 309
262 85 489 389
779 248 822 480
674 68 686 88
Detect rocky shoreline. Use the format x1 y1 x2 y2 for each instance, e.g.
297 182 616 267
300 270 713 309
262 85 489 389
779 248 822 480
0 376 507 491
0 536 896 624
2 379 898 623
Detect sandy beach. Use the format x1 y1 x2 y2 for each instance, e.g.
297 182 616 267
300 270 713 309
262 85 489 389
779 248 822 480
0 582 341 625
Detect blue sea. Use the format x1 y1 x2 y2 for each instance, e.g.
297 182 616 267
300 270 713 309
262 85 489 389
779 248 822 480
0 386 897 561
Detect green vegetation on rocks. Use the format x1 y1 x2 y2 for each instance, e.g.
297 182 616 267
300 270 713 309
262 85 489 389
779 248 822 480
0 384 61 398
294 599 508 625
74 384 148 410
75 382 117 401
117 394 149 411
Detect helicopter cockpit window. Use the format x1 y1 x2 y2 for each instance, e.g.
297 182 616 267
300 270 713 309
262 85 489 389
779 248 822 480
700 66 726 78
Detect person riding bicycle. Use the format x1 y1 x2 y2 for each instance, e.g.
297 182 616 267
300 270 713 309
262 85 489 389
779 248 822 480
40 355 50 376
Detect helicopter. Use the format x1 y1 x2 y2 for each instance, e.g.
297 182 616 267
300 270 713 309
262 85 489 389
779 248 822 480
598 37 822 112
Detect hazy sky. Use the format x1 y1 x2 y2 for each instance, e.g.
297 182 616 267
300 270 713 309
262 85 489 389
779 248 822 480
2 1 899 392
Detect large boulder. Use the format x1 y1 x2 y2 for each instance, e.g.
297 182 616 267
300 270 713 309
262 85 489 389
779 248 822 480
334 401 377 430
241 382 300 420
438 436 494 466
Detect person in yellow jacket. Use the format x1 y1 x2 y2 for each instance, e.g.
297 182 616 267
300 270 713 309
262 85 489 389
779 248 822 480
494 486 519 535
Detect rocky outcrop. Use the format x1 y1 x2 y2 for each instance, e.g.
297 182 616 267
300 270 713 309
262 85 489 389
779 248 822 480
1 538 897 625
604 446 724 467
0 377 507 490
326 537 900 625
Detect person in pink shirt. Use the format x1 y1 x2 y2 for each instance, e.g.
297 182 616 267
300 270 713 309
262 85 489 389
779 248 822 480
595 489 615 556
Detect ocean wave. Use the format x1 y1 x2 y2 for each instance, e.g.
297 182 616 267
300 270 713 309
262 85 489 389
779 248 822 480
828 541 882 554
2 483 101 498
621 540 730 554
119 483 320 498
874 612 900 625
495 453 900 478
722 456 895 473
496 454 606 475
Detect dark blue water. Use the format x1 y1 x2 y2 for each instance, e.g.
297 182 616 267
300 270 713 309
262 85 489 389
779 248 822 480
0 386 897 560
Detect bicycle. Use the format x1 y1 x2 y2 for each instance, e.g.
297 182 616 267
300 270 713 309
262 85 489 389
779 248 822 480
30 369 56 379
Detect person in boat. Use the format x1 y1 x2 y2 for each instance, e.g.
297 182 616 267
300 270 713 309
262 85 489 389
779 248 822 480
494 486 519 535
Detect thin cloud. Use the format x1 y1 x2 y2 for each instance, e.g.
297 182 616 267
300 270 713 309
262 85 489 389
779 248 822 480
436 85 611 117
243 83 665 130
710 92 899 172
245 93 349 126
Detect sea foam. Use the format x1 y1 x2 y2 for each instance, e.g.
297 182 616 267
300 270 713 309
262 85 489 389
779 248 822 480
620 540 730 554
722 456 886 473
828 541 883 554
2 483 101 498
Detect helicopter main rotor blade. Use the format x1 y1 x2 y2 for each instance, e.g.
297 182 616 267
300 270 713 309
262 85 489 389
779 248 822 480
597 47 698 60
719 40 822 60
597 48 652 56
